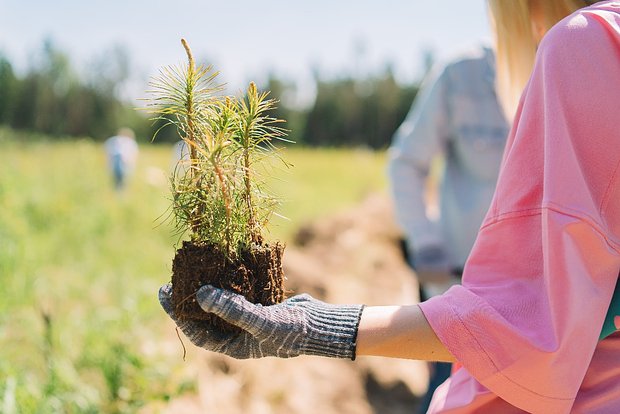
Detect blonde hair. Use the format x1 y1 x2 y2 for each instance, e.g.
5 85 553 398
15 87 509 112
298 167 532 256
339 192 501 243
488 0 596 118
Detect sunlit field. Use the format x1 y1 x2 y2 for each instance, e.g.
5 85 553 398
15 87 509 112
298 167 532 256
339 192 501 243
0 134 387 413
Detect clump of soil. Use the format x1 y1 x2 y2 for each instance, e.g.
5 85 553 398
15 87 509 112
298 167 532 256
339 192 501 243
171 241 285 331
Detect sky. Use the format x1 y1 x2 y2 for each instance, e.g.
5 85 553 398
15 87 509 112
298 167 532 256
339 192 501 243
0 0 492 106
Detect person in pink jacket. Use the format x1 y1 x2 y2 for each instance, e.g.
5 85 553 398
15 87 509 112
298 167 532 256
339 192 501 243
159 1 620 412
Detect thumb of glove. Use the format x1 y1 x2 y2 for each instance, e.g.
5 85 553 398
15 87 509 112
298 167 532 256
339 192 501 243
196 285 267 335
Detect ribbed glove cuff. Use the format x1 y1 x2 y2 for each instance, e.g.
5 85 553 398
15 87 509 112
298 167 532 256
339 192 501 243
301 302 365 360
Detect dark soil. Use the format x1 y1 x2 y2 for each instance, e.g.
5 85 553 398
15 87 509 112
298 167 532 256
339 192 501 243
171 241 285 331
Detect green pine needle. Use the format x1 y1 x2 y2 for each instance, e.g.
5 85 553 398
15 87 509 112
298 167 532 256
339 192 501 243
143 38 292 257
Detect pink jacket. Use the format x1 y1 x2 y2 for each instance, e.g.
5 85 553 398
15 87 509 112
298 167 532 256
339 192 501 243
419 2 620 413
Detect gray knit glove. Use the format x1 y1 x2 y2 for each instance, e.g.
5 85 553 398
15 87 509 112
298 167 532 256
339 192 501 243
159 283 365 360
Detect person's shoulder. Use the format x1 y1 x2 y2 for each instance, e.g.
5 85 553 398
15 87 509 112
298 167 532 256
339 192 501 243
540 2 620 56
437 45 493 82
442 44 492 69
422 44 490 82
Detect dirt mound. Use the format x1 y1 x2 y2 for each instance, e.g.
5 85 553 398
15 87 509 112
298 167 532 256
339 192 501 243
144 194 428 414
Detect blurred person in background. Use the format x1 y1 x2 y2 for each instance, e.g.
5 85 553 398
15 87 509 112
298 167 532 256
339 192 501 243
160 1 620 412
387 44 509 413
105 127 139 192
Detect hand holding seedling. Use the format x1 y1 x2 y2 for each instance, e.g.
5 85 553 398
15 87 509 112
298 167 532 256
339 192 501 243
159 283 364 359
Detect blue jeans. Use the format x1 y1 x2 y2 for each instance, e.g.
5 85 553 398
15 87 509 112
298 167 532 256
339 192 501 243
417 361 452 414
112 154 127 191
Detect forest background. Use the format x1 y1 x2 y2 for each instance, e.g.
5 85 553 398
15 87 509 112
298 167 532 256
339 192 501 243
0 40 423 149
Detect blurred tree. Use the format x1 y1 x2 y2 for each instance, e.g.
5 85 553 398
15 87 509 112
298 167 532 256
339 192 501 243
303 77 357 146
0 41 421 148
302 69 418 149
87 44 130 96
2 39 150 141
11 73 38 132
32 40 76 135
363 65 419 149
0 54 17 124
260 74 305 145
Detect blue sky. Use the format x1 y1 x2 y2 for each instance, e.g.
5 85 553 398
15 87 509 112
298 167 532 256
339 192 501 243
0 0 491 105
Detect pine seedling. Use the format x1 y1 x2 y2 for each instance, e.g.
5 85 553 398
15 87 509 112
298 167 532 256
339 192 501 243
146 39 289 255
234 81 289 244
144 39 289 321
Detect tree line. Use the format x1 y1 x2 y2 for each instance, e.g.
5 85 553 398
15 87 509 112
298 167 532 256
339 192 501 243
0 42 420 149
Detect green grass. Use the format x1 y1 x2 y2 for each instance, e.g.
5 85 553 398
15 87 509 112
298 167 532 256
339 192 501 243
0 136 386 413
267 146 387 240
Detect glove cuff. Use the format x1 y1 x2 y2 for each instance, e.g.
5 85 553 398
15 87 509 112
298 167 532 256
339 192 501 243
301 301 365 360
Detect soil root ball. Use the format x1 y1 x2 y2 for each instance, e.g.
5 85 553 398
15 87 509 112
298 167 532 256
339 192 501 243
171 241 285 332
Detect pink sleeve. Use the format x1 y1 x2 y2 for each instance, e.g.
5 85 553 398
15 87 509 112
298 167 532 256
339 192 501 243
420 8 620 413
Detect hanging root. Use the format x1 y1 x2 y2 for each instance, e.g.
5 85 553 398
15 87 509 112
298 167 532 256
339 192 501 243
175 327 187 361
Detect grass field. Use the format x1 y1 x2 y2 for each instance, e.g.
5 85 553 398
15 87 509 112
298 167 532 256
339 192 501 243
0 136 387 413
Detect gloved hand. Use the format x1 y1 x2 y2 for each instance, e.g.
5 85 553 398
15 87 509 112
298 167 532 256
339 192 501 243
410 245 450 271
406 244 460 301
159 283 365 360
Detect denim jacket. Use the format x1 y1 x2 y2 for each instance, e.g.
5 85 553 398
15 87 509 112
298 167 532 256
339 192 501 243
388 46 509 271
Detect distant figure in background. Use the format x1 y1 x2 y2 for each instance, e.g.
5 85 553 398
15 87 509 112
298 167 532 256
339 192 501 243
105 127 139 192
387 45 509 413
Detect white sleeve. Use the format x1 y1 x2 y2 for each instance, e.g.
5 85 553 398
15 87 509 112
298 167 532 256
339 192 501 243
387 64 451 253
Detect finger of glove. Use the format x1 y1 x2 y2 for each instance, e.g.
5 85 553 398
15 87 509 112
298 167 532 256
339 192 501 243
159 283 177 319
159 284 237 351
196 285 269 337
